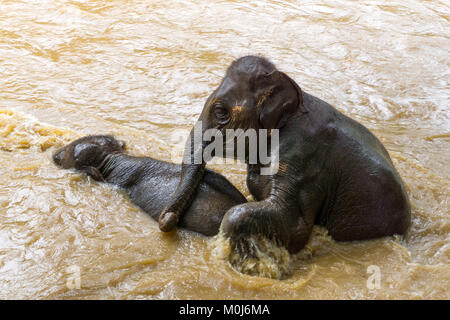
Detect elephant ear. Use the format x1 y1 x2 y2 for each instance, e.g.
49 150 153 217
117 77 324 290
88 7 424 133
82 166 105 182
256 70 306 129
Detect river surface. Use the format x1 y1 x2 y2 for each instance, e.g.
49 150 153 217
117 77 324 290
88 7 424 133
0 0 449 299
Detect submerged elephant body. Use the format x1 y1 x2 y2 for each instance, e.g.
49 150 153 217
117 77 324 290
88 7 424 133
53 135 246 236
161 56 411 261
242 91 411 246
53 56 411 278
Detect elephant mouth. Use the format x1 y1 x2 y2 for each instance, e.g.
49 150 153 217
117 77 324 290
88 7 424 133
52 149 65 166
211 231 293 279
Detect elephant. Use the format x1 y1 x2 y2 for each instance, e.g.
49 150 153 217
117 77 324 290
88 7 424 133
160 55 411 259
52 135 246 236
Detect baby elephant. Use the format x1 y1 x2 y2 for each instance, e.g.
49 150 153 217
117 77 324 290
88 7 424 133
162 56 411 256
53 135 246 236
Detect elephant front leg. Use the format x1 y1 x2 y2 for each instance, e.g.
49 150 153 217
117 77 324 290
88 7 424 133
246 164 271 201
218 196 312 279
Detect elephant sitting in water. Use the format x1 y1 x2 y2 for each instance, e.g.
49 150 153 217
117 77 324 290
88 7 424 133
160 56 411 260
53 135 246 236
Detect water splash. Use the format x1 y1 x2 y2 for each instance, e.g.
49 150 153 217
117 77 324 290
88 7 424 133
211 231 292 279
0 109 77 152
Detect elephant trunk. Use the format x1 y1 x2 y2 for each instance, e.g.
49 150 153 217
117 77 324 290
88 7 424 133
159 124 208 232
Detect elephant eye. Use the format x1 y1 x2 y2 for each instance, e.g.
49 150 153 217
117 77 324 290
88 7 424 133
214 105 230 124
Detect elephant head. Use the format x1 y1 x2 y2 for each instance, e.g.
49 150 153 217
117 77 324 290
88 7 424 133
159 56 307 231
53 135 125 181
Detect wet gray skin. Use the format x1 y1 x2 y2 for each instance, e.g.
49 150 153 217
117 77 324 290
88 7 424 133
53 135 246 236
162 56 411 255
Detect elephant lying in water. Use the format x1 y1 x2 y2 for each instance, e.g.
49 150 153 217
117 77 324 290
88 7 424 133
161 56 411 260
52 135 246 236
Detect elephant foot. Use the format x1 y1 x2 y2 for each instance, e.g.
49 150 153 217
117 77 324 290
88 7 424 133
217 202 295 279
212 231 292 279
230 233 292 279
159 211 179 232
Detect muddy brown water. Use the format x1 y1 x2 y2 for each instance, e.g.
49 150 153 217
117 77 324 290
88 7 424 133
0 0 449 299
